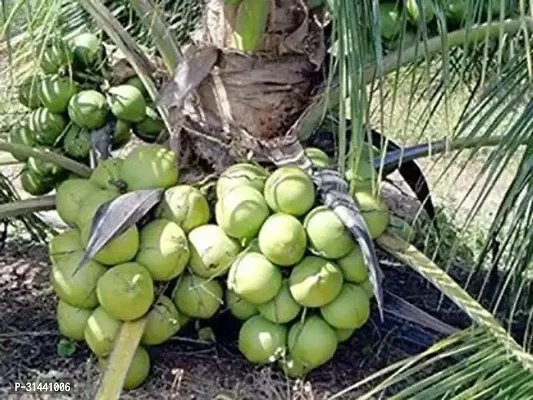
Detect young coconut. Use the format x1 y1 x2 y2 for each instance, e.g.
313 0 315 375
304 206 355 259
133 106 165 142
89 159 125 192
135 219 190 281
406 0 435 24
172 273 223 319
63 124 92 160
141 296 182 345
56 299 93 341
257 279 301 324
360 279 374 299
126 76 148 97
68 90 108 129
258 213 307 266
320 284 370 330
55 179 101 227
27 151 66 181
40 41 70 74
238 315 287 364
107 85 147 122
77 190 139 266
20 169 55 196
112 120 132 150
336 245 368 283
48 229 83 265
39 75 79 113
96 262 155 321
98 346 150 390
29 108 67 146
216 163 270 199
70 32 103 68
50 251 107 309
227 252 282 305
215 185 270 239
304 147 330 168
264 166 316 217
119 145 179 191
289 256 344 308
8 119 36 161
18 75 42 109
188 225 241 278
156 185 210 233
279 355 311 379
354 191 390 239
226 289 258 320
288 315 338 368
335 328 355 343
84 306 121 357
379 2 403 40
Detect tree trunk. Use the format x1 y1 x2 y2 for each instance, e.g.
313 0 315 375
160 0 326 174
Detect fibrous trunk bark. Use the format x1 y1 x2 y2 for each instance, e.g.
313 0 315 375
159 0 326 173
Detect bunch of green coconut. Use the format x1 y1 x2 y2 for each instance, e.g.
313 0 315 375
47 140 390 390
9 32 164 196
378 0 513 50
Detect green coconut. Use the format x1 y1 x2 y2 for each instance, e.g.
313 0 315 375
56 299 93 341
55 179 101 227
172 273 223 319
126 76 148 97
141 296 182 345
257 280 301 324
335 328 355 343
379 2 403 39
50 251 107 309
135 219 190 281
71 32 102 67
48 229 83 265
79 215 139 266
30 108 67 146
216 163 270 199
20 169 55 196
112 120 132 150
225 289 258 320
84 306 121 357
8 121 36 161
288 315 338 368
228 252 283 305
360 279 374 299
119 145 179 191
63 124 92 160
89 159 124 192
354 191 390 239
238 315 287 364
96 262 154 321
18 75 42 109
40 41 70 74
264 166 316 217
304 206 355 259
444 0 468 26
215 185 270 239
98 346 150 390
258 213 307 266
345 156 377 193
133 106 164 142
188 225 241 278
320 284 370 329
27 150 65 179
279 355 311 378
156 185 210 233
39 76 79 113
304 147 329 168
68 90 108 129
108 85 147 122
336 245 368 283
406 0 435 24
77 189 140 265
289 256 344 308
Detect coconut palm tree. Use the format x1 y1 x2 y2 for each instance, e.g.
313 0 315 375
1 0 533 398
